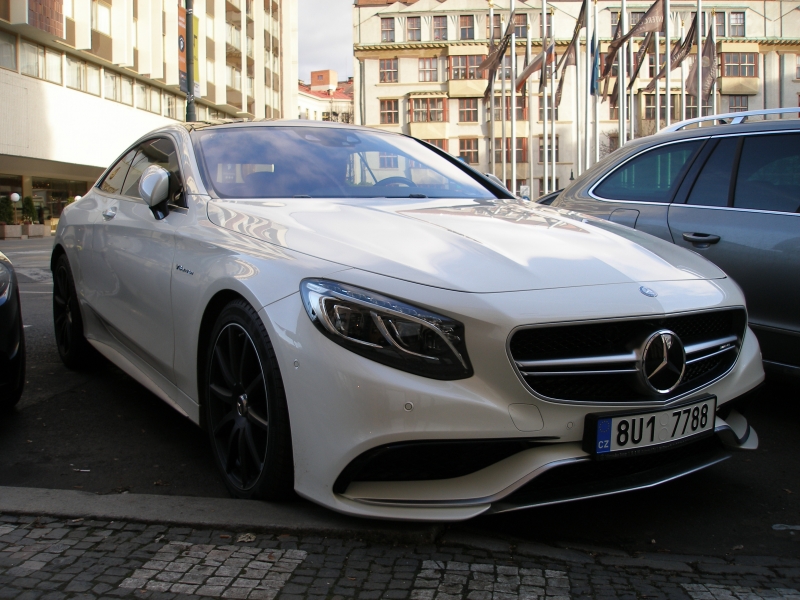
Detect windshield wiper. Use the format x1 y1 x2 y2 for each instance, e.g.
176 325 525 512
384 193 427 198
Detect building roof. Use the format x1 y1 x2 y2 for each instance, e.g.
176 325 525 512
298 82 354 101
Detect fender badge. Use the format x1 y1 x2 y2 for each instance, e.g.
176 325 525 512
639 286 658 298
176 265 194 276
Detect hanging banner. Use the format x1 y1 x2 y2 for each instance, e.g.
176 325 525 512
178 5 188 93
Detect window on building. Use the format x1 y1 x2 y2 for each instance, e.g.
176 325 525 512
379 58 398 83
729 12 744 36
611 11 620 37
20 41 44 78
538 178 559 196
164 93 177 118
728 95 748 112
538 137 559 163
379 153 399 169
149 87 161 113
541 12 552 38
92 0 111 35
691 11 707 32
459 15 475 40
537 97 558 121
44 48 61 84
459 139 479 164
458 98 479 122
411 97 445 122
135 82 148 110
103 71 133 104
433 16 448 40
685 94 711 119
380 99 399 124
207 59 215 84
594 140 703 202
514 14 527 38
630 11 645 32
487 14 501 40
66 56 100 95
715 12 725 37
424 139 448 151
499 54 513 80
0 31 16 71
449 55 485 80
494 138 527 163
419 57 438 82
407 17 421 41
723 52 756 77
380 18 395 43
644 94 679 120
648 52 656 77
490 95 526 121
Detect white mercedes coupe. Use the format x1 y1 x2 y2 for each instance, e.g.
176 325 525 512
52 121 763 521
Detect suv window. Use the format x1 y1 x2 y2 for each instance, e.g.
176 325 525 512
734 133 800 213
121 137 185 206
686 137 738 207
594 141 703 203
99 149 137 195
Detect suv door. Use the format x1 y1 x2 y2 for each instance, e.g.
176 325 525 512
668 131 800 371
91 137 189 381
587 139 706 240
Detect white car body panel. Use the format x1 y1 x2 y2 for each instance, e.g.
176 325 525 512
53 121 765 521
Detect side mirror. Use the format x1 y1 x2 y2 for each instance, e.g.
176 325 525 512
139 165 170 208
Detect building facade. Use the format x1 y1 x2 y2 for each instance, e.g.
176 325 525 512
0 0 297 223
353 0 800 196
298 69 354 122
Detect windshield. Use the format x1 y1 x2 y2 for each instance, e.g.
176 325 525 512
192 126 497 200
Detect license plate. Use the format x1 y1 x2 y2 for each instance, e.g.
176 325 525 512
583 396 716 458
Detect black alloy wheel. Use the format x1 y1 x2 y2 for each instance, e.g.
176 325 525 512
0 309 25 412
53 254 95 370
205 300 293 500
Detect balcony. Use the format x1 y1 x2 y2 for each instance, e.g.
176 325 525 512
226 67 242 90
246 77 254 97
225 23 241 49
246 37 254 59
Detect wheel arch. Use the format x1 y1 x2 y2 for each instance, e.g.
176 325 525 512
50 243 66 272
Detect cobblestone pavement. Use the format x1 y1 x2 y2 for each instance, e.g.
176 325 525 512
1 515 799 600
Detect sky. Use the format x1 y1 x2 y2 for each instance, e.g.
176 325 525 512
298 0 354 84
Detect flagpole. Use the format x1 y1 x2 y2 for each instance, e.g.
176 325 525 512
629 38 635 140
697 0 702 123
489 0 496 176
551 52 556 187
593 0 599 163
655 32 660 131
680 18 686 120
711 9 717 116
527 21 535 191
511 23 518 196
542 0 548 194
665 0 671 126
619 0 627 145
584 0 591 170
575 28 582 175
501 15 507 185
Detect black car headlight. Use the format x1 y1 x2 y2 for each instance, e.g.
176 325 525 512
300 279 473 380
0 262 11 305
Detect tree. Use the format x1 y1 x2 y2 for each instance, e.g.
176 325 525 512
0 196 14 225
22 196 36 222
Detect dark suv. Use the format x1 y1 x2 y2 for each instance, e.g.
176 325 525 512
551 109 800 376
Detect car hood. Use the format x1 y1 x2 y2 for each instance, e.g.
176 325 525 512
207 197 726 293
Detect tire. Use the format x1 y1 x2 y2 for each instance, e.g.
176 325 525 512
53 254 96 370
0 310 25 413
204 299 294 500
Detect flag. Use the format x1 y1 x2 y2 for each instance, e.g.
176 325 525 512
601 0 664 79
539 44 555 93
590 32 600 96
609 78 619 109
686 23 717 102
481 10 516 103
515 44 553 91
555 0 587 74
644 14 697 92
627 32 654 90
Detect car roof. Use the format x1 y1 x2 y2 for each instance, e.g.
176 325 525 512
172 119 381 135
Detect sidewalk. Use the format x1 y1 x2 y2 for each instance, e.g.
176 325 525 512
1 488 799 600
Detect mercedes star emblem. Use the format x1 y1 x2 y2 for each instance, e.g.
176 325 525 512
640 329 686 394
639 286 658 297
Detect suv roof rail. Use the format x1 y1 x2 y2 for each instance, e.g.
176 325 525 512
660 107 800 133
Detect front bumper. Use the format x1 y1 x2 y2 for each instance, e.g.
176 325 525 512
261 276 764 521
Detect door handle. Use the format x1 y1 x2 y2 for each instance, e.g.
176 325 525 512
102 207 117 220
682 232 720 247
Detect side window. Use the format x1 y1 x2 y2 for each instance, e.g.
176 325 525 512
99 149 136 194
594 141 703 203
686 138 738 207
734 133 800 213
121 137 184 206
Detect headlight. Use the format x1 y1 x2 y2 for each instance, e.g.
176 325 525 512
300 279 473 380
0 262 10 305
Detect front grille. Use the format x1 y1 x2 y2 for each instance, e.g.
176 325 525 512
509 309 747 403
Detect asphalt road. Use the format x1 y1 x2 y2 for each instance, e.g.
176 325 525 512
1 236 798 560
